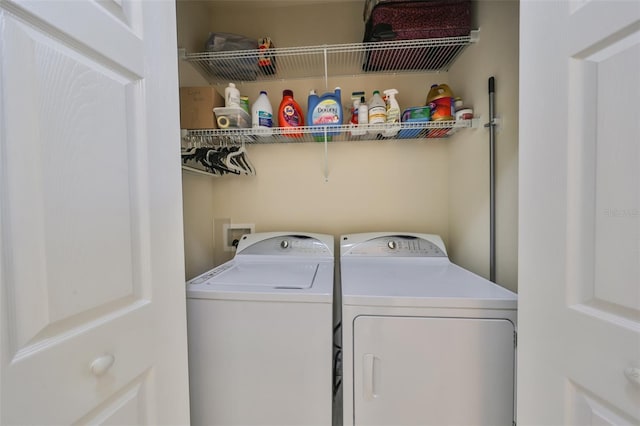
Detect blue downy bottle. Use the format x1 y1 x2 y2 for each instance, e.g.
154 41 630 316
307 87 343 141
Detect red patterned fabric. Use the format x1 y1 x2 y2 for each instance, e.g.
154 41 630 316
363 0 471 71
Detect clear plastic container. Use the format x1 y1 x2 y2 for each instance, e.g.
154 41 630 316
214 107 251 129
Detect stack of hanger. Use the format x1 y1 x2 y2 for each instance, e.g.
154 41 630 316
181 139 256 177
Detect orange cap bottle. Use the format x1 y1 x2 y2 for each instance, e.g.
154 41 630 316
278 89 304 138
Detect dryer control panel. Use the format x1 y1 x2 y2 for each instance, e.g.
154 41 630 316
341 234 447 257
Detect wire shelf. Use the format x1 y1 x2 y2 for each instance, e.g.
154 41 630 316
183 32 479 84
182 120 476 145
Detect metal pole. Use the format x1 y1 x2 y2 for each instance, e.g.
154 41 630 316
486 77 497 282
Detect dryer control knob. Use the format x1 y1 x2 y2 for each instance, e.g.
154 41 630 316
281 240 289 249
388 240 397 250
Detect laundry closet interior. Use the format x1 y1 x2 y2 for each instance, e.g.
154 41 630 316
176 0 520 293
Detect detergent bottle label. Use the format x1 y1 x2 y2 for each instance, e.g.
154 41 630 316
282 104 300 127
368 105 386 124
311 100 340 125
257 111 273 127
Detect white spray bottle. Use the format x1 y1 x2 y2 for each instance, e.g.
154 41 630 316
383 88 401 137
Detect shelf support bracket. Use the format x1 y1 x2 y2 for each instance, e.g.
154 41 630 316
470 29 481 43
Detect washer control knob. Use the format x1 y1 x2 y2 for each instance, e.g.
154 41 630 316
280 240 289 249
388 240 397 250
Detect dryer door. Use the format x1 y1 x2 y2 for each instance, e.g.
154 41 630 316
353 316 515 426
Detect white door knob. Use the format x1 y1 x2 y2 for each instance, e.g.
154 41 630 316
90 354 115 377
624 367 640 386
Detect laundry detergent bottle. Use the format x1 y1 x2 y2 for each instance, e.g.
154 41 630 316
278 89 304 138
252 90 273 136
307 87 343 142
426 84 454 121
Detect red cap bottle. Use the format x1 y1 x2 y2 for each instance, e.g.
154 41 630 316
278 89 304 138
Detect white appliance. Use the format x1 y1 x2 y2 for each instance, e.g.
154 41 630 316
340 232 517 426
186 232 334 426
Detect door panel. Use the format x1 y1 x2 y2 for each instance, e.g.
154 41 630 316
8 0 145 74
3 13 146 349
519 0 640 423
5 303 153 425
566 9 640 418
353 316 515 426
566 27 639 313
567 382 639 426
592 40 639 310
74 378 149 426
0 0 189 424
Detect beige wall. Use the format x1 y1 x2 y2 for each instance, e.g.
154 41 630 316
176 0 212 87
448 0 519 291
204 1 365 47
181 171 215 278
177 0 520 292
177 0 212 279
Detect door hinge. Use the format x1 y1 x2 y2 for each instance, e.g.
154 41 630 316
513 421 517 426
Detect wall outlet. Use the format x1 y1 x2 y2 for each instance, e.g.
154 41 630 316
222 223 255 252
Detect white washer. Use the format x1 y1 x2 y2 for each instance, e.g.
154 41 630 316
187 232 334 426
340 232 517 426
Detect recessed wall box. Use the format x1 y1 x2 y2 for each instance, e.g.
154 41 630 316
223 224 255 251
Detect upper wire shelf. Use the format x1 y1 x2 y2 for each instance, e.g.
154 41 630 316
181 31 479 84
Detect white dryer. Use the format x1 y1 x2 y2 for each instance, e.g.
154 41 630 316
187 232 334 426
340 232 517 426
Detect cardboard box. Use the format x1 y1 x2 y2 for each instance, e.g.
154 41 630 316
179 87 224 129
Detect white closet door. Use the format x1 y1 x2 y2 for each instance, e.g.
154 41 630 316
518 0 640 424
0 1 190 424
353 316 515 426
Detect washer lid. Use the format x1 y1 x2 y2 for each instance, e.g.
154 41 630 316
341 259 516 310
187 259 333 303
191 261 319 288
